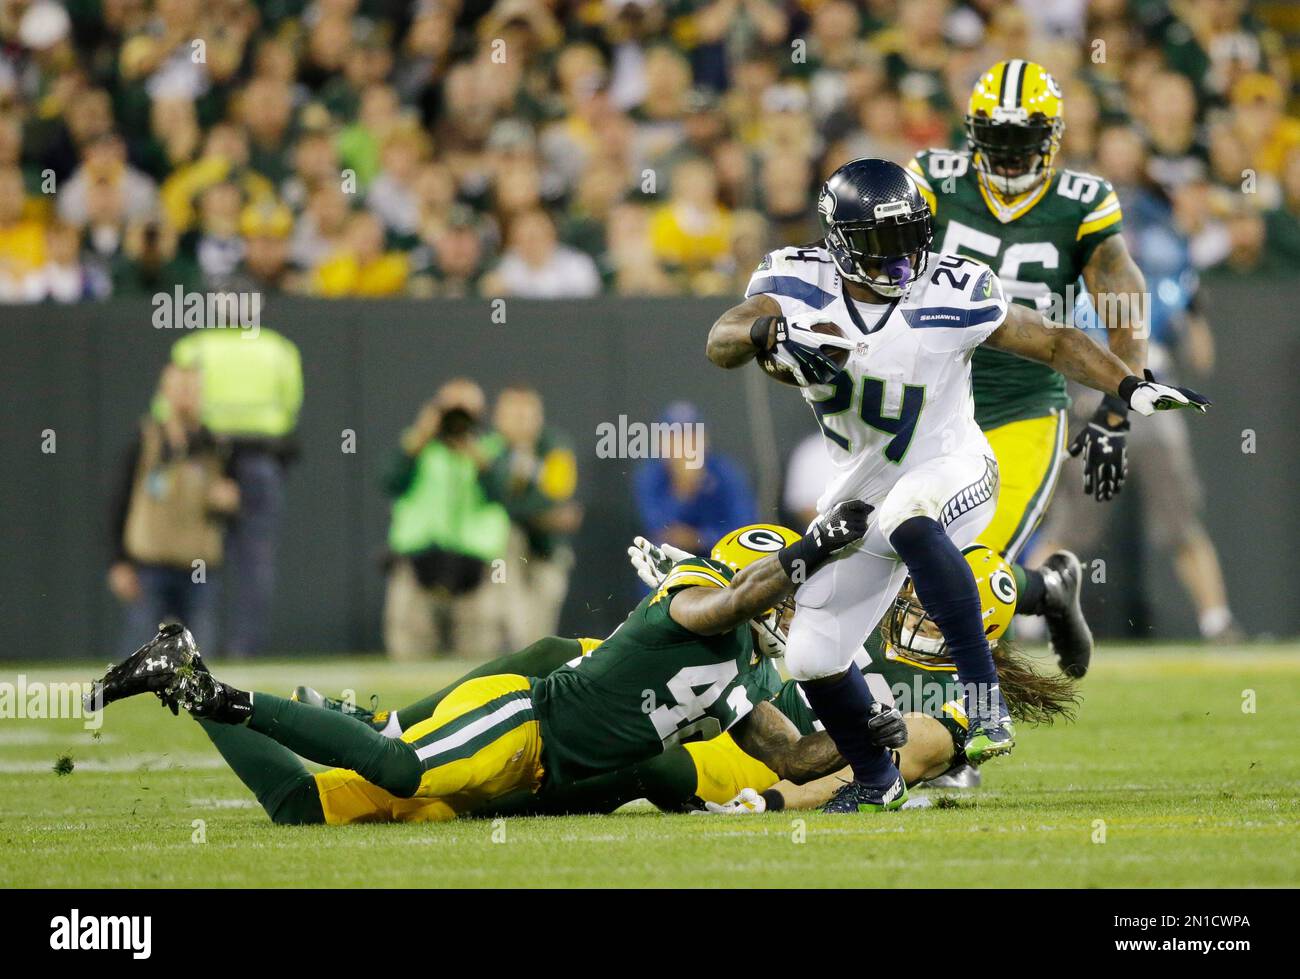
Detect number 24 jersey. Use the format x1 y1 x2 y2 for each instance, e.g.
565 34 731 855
746 244 1009 512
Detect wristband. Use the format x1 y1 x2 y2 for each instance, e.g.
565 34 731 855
750 315 782 351
777 532 834 581
760 788 786 812
1117 374 1142 407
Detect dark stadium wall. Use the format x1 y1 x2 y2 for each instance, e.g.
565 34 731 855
1 281 1295 660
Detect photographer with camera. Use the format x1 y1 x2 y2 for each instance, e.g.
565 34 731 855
382 378 511 660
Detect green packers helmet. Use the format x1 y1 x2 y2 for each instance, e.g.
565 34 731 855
712 524 802 658
882 545 1018 660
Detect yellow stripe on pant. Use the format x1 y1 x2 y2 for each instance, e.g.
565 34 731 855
684 732 780 805
403 673 544 807
315 673 544 825
977 410 1067 560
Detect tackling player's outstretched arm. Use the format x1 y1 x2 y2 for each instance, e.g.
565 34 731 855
667 500 872 636
706 293 782 368
728 701 845 784
984 304 1211 416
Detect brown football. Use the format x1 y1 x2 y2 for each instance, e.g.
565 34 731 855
756 321 850 386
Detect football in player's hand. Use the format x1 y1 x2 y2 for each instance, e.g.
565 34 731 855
756 322 850 386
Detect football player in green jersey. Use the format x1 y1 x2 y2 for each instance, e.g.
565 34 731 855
907 59 1152 681
86 506 915 824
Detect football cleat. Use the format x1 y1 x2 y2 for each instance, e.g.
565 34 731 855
291 686 379 727
1041 550 1093 678
169 669 251 723
84 622 199 712
918 761 982 790
821 774 908 813
964 682 1015 765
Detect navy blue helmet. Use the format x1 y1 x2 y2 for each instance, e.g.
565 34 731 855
818 158 933 297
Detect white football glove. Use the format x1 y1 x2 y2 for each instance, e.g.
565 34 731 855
701 788 767 815
627 536 696 590
1122 369 1212 417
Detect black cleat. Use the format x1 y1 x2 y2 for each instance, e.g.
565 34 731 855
84 623 199 712
169 669 252 723
821 774 908 813
1040 550 1093 678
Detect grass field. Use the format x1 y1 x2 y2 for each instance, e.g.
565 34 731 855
2 645 1298 888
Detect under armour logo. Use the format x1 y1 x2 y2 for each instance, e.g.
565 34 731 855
827 519 849 537
144 657 164 671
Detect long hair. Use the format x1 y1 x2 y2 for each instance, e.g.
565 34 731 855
991 639 1081 725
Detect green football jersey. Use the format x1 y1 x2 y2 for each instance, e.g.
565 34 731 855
771 629 966 748
908 149 1124 429
533 557 783 784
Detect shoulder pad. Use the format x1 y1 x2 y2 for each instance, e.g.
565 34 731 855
904 253 1006 330
746 245 840 310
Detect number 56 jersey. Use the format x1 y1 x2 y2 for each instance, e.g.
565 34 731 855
746 244 1009 513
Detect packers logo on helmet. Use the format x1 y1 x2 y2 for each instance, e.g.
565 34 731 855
712 524 802 659
883 545 1019 660
711 524 801 571
966 59 1064 199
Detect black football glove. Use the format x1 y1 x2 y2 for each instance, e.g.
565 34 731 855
777 499 873 582
867 703 909 750
813 499 872 552
1068 396 1130 501
752 315 852 386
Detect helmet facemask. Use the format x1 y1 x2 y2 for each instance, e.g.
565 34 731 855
882 580 984 661
752 597 794 659
966 109 1063 198
826 209 933 298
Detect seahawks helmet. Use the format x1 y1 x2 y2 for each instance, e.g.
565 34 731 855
712 524 803 658
818 158 933 298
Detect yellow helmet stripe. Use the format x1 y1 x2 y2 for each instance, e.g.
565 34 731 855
661 566 730 591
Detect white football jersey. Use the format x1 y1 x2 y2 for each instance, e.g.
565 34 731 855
746 244 1008 511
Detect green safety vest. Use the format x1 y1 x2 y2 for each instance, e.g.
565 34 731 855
387 440 509 562
169 329 303 437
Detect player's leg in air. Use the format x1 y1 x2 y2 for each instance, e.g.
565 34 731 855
86 624 547 817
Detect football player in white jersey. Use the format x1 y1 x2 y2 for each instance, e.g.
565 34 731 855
707 158 1210 812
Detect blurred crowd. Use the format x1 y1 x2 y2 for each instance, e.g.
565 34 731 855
1 0 1297 304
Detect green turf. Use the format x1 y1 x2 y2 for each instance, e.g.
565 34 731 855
2 646 1298 888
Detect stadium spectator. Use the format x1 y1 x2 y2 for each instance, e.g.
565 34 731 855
170 326 304 657
57 132 159 227
648 157 732 285
482 208 601 298
0 0 1290 298
633 401 756 553
108 363 239 657
382 379 511 660
314 210 411 297
0 166 47 301
480 386 583 647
